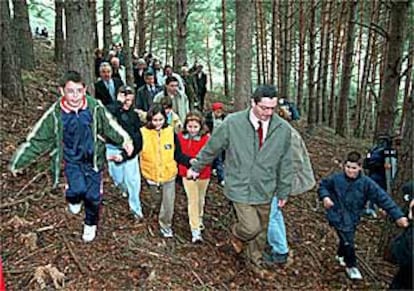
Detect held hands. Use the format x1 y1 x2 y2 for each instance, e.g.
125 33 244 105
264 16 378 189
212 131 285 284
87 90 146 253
107 154 123 162
323 197 334 209
395 217 409 228
278 199 287 208
186 168 199 180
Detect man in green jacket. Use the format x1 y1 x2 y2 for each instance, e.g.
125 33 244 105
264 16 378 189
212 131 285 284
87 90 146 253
187 85 293 269
10 71 133 243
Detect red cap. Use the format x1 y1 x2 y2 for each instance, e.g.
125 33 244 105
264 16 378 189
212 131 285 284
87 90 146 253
212 102 224 111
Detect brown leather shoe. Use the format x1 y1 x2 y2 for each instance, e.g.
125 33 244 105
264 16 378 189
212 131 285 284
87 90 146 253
230 235 244 254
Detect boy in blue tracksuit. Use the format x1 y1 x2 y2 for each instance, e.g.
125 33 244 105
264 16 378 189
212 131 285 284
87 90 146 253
10 71 133 243
318 151 408 280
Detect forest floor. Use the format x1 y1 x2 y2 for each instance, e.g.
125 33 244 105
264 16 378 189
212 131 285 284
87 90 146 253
0 41 401 290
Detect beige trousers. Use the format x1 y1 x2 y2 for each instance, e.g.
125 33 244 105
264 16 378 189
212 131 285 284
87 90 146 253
147 179 176 229
182 178 210 231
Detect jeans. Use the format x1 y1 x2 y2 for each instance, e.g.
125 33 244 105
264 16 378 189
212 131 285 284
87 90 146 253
212 153 225 183
336 229 356 267
64 162 102 225
106 144 143 217
267 196 289 255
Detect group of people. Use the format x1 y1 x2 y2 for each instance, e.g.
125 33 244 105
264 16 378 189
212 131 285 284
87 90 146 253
9 65 412 287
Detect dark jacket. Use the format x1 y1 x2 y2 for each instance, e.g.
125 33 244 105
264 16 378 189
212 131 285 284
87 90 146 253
195 72 207 95
390 223 413 290
106 101 143 161
204 111 226 133
318 172 404 231
94 77 124 106
135 84 162 112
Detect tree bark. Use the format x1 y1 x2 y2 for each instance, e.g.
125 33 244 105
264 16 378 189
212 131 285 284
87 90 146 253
175 0 188 69
1 0 25 103
12 0 35 70
120 0 134 86
221 0 230 97
65 0 94 90
89 0 98 50
234 0 253 110
254 1 261 84
296 0 305 111
54 0 65 66
336 1 356 137
376 1 409 136
138 0 146 56
307 0 316 128
148 0 156 54
270 0 277 86
400 39 413 131
103 0 112 52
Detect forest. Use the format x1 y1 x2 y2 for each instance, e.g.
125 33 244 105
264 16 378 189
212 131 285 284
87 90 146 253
1 0 413 289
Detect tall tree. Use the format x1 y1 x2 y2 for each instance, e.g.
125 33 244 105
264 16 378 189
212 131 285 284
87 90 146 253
13 0 35 70
138 0 146 56
175 0 189 69
270 0 277 86
336 1 356 137
234 0 253 110
54 0 65 64
376 1 409 136
1 0 25 103
103 0 112 52
221 0 230 97
296 0 305 111
89 0 98 49
65 0 94 89
120 0 134 85
307 0 316 129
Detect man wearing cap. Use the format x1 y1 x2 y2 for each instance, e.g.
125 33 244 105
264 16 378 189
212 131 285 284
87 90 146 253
205 102 227 186
187 85 293 271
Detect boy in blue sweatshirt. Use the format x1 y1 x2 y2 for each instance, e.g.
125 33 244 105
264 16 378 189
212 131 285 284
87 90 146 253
318 151 408 280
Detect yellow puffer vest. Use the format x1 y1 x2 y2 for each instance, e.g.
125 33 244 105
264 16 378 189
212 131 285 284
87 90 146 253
140 126 177 183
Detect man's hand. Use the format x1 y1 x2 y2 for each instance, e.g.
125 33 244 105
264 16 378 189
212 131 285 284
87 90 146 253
323 197 334 209
278 199 287 208
108 154 123 162
186 168 199 180
123 143 134 156
395 217 409 228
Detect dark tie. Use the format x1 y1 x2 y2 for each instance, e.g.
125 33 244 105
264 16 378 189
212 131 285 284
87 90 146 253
257 121 263 149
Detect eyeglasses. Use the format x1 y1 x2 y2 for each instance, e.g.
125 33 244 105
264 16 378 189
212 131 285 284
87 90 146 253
256 104 276 112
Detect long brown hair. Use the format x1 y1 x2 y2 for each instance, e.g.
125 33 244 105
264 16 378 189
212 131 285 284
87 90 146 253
182 111 208 136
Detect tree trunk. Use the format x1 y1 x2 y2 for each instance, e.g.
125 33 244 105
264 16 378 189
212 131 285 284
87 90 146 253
175 0 188 69
277 0 284 92
54 0 65 64
270 0 277 86
234 0 253 110
103 0 112 52
138 0 146 56
206 30 213 91
296 0 305 111
133 0 139 56
148 0 156 54
12 0 35 70
254 1 261 84
336 1 356 137
307 0 316 128
89 0 98 49
282 1 292 98
1 0 25 103
221 0 230 97
376 1 409 136
65 0 94 90
169 1 176 65
120 0 134 86
400 39 413 131
258 0 266 84
321 0 332 125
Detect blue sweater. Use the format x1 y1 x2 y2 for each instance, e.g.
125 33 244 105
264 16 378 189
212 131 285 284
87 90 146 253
318 172 404 231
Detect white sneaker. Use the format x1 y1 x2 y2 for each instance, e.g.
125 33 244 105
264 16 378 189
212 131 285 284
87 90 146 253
212 169 217 176
220 180 225 187
346 267 363 280
82 224 97 242
160 227 174 238
68 203 81 215
122 191 128 198
191 230 203 243
335 255 346 267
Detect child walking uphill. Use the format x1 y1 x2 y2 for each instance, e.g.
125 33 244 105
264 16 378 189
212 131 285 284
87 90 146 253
318 151 408 280
10 71 133 242
106 86 144 221
177 112 211 243
140 104 192 238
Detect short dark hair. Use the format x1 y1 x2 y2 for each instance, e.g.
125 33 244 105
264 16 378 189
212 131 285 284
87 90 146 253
117 85 135 95
160 96 173 109
252 85 277 103
144 71 154 78
146 103 168 129
345 151 362 164
60 70 85 87
165 76 179 85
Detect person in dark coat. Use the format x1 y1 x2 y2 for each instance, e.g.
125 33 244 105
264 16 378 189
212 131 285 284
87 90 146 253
318 151 408 280
94 62 124 107
135 71 162 112
389 181 413 290
194 64 207 111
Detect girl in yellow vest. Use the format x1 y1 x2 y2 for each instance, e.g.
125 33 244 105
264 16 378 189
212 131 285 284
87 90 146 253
140 103 192 238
